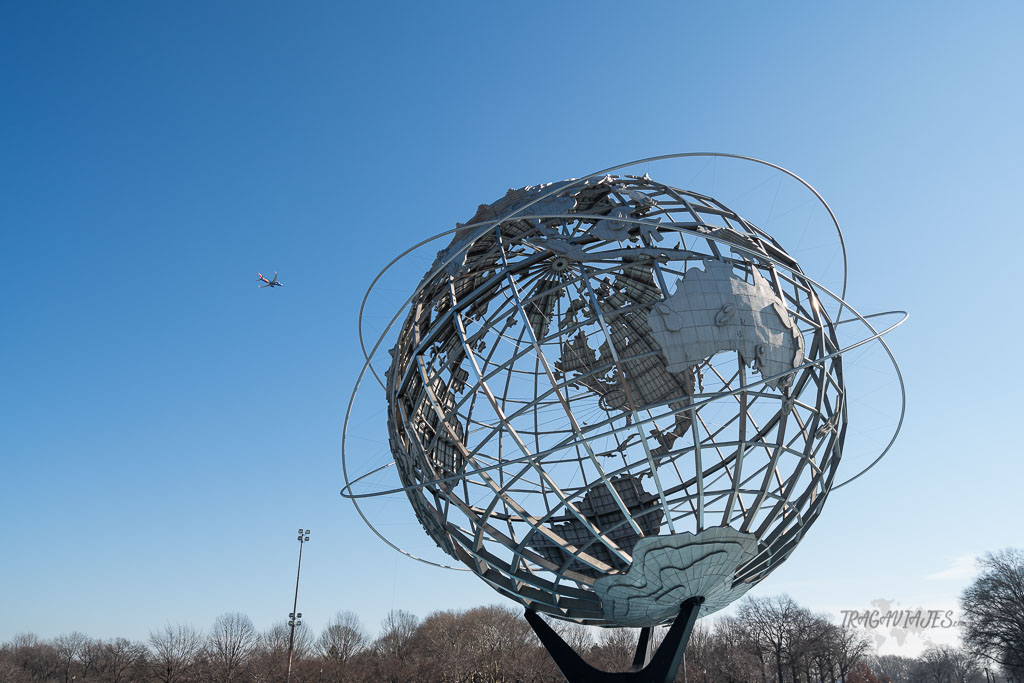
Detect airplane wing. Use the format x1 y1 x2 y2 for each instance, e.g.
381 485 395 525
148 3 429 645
272 272 279 283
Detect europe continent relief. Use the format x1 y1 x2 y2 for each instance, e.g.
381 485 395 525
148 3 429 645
646 260 805 390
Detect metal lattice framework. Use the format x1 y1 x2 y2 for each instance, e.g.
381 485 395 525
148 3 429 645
342 155 906 627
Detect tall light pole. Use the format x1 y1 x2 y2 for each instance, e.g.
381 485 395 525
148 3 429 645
286 528 309 683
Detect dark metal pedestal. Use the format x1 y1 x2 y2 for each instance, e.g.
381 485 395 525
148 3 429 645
525 597 705 683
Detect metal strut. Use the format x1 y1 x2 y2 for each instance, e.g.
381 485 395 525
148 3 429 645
525 597 705 683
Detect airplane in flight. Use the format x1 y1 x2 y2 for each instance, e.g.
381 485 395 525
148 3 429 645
258 272 283 288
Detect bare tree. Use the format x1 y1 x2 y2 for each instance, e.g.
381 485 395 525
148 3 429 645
588 626 640 672
7 633 59 681
373 609 419 682
682 622 714 683
945 647 982 683
251 620 312 683
97 637 148 683
701 616 763 683
0 659 21 683
397 605 550 681
316 610 368 682
149 623 203 683
464 605 539 681
207 612 257 682
960 549 1024 680
376 609 418 656
872 654 917 683
411 608 478 682
739 594 803 683
53 631 89 683
919 645 955 683
785 610 827 682
554 619 594 659
317 610 367 663
829 622 872 682
77 637 104 679
265 619 313 659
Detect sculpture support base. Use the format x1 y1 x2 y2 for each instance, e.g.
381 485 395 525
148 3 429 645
525 597 705 683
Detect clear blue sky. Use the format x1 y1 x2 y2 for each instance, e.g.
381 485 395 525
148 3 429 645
2 1 1022 656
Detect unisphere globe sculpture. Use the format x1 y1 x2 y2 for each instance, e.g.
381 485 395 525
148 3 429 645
343 156 905 637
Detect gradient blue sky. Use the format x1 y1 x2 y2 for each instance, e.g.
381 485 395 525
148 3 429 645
2 1 1022 656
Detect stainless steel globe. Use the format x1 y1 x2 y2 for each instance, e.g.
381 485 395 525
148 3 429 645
343 156 906 629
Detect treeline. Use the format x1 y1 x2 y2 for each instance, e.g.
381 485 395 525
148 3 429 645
0 594 1012 683
3 606 556 683
687 596 1009 683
